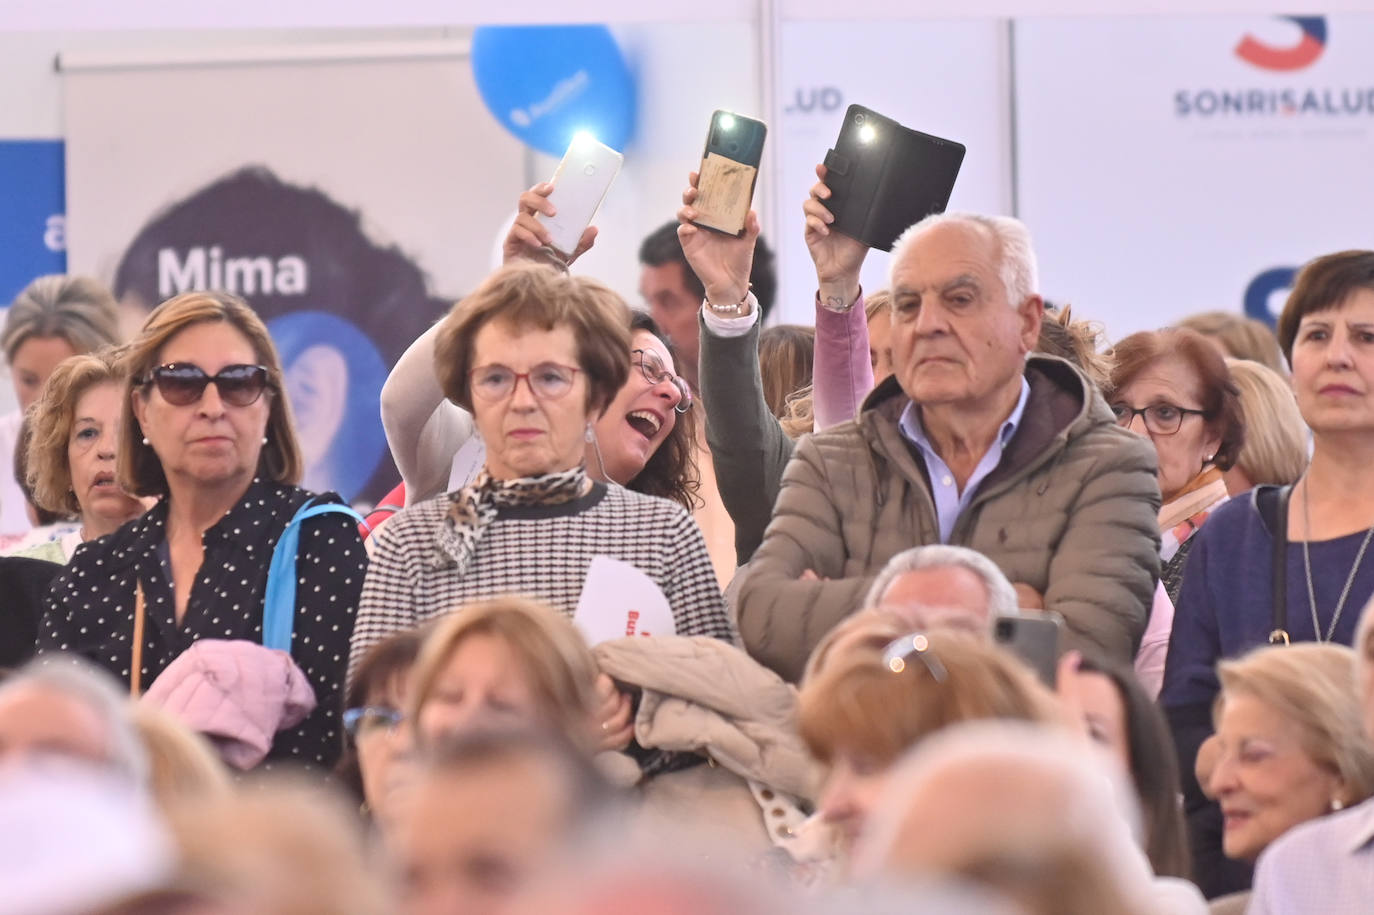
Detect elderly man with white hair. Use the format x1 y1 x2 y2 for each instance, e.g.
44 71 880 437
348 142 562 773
1246 596 1374 913
864 544 1019 634
730 206 1160 681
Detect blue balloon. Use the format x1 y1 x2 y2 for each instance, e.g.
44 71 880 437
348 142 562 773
267 311 389 503
471 25 636 157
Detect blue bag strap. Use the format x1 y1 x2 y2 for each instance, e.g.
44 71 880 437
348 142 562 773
262 498 365 653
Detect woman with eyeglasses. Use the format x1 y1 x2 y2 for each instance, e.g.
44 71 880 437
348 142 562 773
37 291 368 770
337 628 423 831
380 242 699 516
350 263 734 685
1162 251 1374 898
1106 328 1245 606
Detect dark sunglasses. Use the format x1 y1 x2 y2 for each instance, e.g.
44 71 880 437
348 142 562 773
141 363 270 407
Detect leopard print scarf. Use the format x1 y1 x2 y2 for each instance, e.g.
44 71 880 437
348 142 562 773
437 466 589 576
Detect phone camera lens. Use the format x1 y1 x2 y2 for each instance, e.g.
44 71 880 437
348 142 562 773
995 619 1012 638
854 112 866 126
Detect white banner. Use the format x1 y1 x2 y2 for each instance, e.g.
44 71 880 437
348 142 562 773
62 42 528 504
774 19 1013 321
1015 13 1374 342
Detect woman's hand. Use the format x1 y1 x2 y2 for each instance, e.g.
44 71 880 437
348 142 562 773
592 672 635 752
501 183 598 267
803 164 867 310
676 171 760 309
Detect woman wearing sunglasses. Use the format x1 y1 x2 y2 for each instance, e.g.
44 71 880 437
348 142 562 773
37 291 367 770
350 263 734 682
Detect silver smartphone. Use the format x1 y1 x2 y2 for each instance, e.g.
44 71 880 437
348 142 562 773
993 611 1063 687
537 132 624 259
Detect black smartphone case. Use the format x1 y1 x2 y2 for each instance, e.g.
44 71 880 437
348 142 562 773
822 104 966 251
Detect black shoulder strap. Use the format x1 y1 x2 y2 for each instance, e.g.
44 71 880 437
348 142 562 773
1256 484 1292 644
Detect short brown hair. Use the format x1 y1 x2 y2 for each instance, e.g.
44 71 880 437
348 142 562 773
407 596 600 752
799 625 1060 766
1216 643 1374 809
434 262 630 416
1175 311 1285 375
117 291 303 498
1276 250 1374 365
26 348 123 515
1107 327 1244 471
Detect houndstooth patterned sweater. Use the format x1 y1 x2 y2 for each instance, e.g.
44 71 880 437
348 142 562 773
348 482 736 681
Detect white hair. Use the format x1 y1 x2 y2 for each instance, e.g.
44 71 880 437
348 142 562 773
0 655 149 785
863 545 1019 620
888 212 1039 308
853 721 1152 898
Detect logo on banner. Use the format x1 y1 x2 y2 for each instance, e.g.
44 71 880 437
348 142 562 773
1175 16 1374 121
1235 16 1327 72
1243 267 1297 327
785 86 844 116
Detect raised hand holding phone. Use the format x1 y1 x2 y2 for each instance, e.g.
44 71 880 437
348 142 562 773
501 182 598 267
803 163 868 311
677 170 759 310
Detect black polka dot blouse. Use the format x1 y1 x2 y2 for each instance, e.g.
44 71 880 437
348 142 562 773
37 478 367 770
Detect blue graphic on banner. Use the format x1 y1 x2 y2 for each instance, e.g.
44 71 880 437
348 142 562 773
267 310 389 503
471 25 636 157
0 140 66 304
1244 267 1297 327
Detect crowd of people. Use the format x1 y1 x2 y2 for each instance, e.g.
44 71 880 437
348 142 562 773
1 157 1372 915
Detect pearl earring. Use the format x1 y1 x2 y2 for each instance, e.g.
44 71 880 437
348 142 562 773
262 435 269 445
1332 798 1345 812
141 436 149 446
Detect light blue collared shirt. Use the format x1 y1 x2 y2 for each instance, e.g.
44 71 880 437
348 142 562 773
1249 797 1374 914
897 378 1031 543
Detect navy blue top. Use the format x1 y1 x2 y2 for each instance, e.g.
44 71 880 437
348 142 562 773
1161 492 1372 710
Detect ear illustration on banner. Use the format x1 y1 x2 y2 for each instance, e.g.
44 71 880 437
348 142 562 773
471 25 636 157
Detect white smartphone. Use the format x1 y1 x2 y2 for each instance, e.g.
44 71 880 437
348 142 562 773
537 133 624 259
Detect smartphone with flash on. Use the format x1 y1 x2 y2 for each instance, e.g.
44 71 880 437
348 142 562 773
993 611 1063 687
691 109 767 237
537 132 624 259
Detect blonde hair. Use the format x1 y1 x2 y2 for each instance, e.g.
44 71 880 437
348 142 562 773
759 324 815 420
25 349 123 515
407 597 601 750
131 705 231 813
1176 310 1285 375
1216 643 1374 807
164 775 388 915
1225 357 1309 487
4 274 121 362
117 291 302 497
799 624 1061 766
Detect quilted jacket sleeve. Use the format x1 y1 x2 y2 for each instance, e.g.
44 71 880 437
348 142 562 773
1041 427 1160 664
732 434 874 683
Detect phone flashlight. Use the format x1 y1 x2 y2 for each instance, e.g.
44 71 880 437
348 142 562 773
717 113 736 131
858 124 877 144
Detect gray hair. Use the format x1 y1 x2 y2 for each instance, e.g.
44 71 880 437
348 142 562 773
864 545 1019 620
0 655 149 784
4 274 122 362
888 213 1039 308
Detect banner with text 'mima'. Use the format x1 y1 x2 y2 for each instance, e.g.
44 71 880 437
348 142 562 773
61 42 527 504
